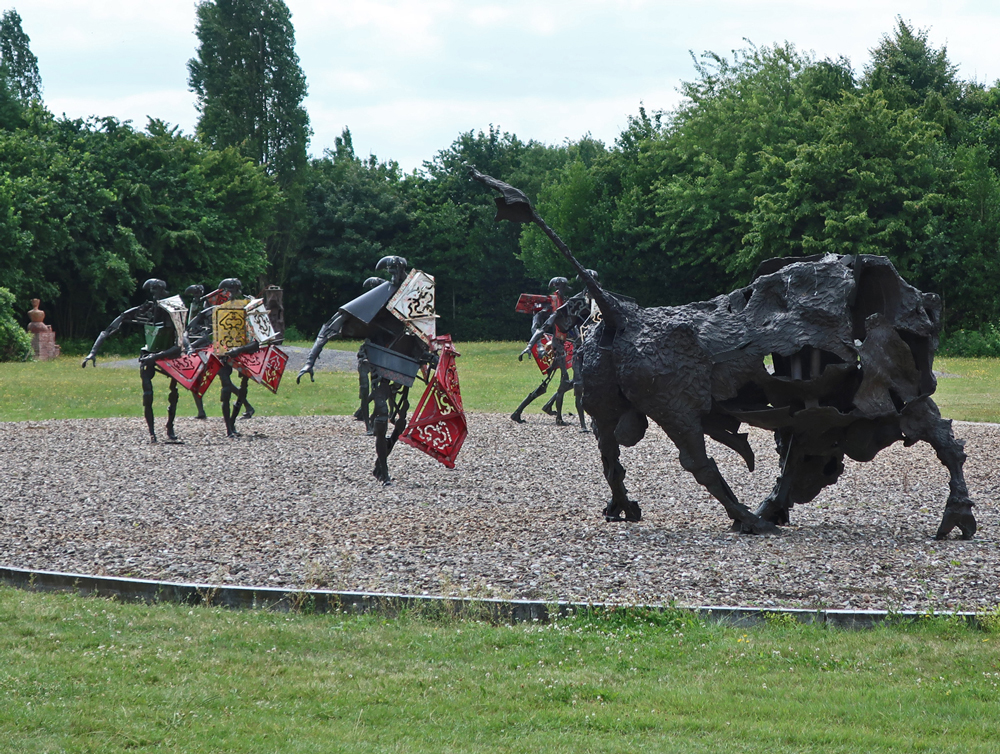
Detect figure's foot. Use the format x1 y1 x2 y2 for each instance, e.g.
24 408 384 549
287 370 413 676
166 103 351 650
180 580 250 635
510 413 525 424
227 429 240 439
196 413 208 420
353 409 366 422
602 501 641 522
149 434 158 444
935 500 977 540
541 404 555 417
241 407 255 420
555 418 567 426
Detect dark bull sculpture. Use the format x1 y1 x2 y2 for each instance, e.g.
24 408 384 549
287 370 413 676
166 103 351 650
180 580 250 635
470 168 977 540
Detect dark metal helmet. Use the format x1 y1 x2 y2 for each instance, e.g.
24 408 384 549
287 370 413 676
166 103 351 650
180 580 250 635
142 278 168 300
376 255 408 286
183 284 205 299
548 276 569 295
363 276 386 290
575 269 599 283
218 278 243 298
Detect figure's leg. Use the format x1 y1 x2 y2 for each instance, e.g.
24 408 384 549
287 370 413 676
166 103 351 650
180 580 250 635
193 391 207 420
386 385 410 454
511 371 553 423
219 364 238 437
901 398 977 540
140 361 157 443
572 359 588 432
657 415 778 534
592 415 641 522
354 363 371 427
166 377 180 441
235 375 255 420
370 377 392 484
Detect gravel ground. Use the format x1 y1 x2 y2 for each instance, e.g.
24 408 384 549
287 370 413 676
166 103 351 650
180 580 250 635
1 412 997 611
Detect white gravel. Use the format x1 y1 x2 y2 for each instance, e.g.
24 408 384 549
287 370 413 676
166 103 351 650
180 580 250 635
1 413 997 611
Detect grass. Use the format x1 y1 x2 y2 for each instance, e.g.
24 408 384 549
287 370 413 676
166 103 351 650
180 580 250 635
0 341 550 422
3 347 999 424
2 588 999 753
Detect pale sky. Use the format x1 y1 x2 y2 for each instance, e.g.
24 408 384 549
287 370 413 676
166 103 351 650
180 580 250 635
11 1 1000 172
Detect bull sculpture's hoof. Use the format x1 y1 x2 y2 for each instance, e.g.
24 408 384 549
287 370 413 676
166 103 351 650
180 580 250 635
755 498 791 526
195 413 208 420
731 516 781 535
934 502 977 540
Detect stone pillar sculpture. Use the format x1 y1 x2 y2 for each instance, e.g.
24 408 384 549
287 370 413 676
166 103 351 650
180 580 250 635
26 299 60 360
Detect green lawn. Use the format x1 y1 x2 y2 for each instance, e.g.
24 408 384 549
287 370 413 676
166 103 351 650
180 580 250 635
0 341 550 422
2 346 998 424
3 588 999 754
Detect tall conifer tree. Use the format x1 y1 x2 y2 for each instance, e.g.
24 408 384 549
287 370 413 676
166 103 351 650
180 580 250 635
188 0 311 285
188 0 310 184
0 10 41 104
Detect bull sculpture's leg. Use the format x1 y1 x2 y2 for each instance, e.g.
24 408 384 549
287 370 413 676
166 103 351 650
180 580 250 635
371 376 393 484
901 398 977 540
660 417 779 535
140 359 157 443
755 430 795 526
510 370 554 423
165 377 180 442
593 417 641 522
219 363 239 438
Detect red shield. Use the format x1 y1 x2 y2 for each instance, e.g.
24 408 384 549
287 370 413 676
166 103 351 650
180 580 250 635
156 348 220 395
514 293 552 315
530 335 573 374
232 345 288 393
401 335 467 468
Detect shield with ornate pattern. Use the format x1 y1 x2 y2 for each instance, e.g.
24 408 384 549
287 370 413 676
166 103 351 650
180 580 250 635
232 345 288 393
387 269 438 345
400 335 466 468
213 299 249 354
530 334 573 374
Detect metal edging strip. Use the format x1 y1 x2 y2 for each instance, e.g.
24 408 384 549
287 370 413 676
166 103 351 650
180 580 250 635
0 565 981 630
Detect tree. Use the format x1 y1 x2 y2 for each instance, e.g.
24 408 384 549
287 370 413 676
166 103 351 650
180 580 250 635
187 0 309 184
288 129 411 335
0 10 41 105
188 0 311 289
863 18 960 115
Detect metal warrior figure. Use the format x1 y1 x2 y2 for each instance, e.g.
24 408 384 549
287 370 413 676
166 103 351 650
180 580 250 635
299 256 468 484
510 277 579 427
203 278 288 438
82 278 205 443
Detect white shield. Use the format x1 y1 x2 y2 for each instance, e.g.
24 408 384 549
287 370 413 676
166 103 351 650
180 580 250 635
387 269 439 345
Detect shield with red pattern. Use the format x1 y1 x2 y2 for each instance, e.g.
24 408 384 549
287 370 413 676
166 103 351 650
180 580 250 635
400 335 467 468
156 347 220 395
232 345 288 393
514 293 552 315
530 334 573 374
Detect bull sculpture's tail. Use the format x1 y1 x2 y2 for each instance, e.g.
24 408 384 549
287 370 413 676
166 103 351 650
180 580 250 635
468 167 626 332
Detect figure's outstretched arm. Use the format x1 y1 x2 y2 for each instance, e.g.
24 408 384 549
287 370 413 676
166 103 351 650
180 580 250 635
521 311 556 360
297 312 346 383
139 344 183 365
82 307 140 367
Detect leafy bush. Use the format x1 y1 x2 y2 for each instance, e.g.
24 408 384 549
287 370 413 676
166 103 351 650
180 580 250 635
938 325 1000 358
0 287 31 361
